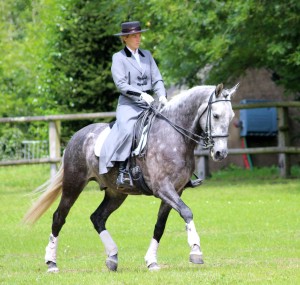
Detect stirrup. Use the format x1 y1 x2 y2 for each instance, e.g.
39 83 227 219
185 175 203 188
186 172 203 188
116 171 131 188
189 178 203 188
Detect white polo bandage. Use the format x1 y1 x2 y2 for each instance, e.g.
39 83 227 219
99 230 118 257
45 233 59 263
186 220 200 247
144 238 159 267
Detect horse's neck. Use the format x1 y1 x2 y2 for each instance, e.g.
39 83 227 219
163 87 208 131
148 88 207 157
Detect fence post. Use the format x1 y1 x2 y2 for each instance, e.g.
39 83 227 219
195 145 210 179
196 155 209 179
49 120 61 178
277 107 290 178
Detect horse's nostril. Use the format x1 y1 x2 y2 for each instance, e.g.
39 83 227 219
215 150 227 160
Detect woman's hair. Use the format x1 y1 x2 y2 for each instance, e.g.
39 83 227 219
121 35 128 45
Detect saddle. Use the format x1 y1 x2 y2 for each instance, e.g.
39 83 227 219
96 106 158 194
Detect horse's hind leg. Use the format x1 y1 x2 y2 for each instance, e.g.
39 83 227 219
45 177 87 273
90 190 127 272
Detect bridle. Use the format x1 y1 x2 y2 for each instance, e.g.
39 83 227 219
199 90 231 149
150 89 231 149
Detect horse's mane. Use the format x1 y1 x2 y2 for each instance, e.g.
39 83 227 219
164 85 215 112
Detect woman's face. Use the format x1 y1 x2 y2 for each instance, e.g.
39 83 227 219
123 33 141 51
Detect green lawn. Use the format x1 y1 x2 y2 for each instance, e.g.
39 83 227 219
0 165 299 284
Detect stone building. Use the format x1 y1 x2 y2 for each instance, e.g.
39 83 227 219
169 68 300 175
206 68 300 174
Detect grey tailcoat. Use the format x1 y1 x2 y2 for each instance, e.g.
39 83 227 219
99 46 166 174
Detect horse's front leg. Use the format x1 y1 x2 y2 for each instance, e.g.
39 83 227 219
145 201 172 270
156 186 204 266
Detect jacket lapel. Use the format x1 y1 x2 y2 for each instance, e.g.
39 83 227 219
139 49 147 76
124 47 143 73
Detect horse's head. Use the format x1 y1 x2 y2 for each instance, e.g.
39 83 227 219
199 83 239 161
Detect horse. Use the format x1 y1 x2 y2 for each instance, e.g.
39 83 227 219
23 83 239 273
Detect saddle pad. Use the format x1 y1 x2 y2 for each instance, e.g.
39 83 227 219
94 127 111 157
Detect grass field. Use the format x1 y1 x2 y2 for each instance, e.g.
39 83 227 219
0 165 299 284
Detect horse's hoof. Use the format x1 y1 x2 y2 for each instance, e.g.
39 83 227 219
189 254 204 264
46 261 59 273
148 262 160 271
105 254 118 271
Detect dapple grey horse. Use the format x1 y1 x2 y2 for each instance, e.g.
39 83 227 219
23 83 239 272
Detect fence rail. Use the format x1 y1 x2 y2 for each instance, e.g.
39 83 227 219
1 101 300 178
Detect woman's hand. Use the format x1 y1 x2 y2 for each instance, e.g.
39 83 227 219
159 96 168 105
140 92 154 105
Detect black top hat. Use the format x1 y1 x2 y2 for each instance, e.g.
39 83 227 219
114 21 148 36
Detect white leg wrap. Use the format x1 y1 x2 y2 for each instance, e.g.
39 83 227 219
99 230 118 257
144 238 159 267
45 233 59 264
186 220 200 248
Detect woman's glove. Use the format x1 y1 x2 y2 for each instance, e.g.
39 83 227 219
140 92 154 105
159 96 168 105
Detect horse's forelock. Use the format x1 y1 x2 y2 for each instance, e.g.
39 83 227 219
221 89 232 100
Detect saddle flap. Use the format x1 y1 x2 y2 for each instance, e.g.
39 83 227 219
131 108 157 157
132 125 149 156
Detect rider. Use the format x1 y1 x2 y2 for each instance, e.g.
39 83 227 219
99 21 168 187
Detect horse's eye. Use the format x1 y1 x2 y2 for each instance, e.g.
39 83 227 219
213 113 219 119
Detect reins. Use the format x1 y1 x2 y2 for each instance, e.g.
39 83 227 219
129 87 231 194
150 105 204 145
151 89 231 149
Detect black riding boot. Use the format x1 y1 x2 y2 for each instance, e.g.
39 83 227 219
116 161 131 187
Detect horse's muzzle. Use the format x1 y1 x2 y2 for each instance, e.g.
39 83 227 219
210 148 228 161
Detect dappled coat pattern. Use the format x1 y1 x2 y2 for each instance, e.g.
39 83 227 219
23 84 239 273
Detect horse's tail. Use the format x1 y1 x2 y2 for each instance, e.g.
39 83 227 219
23 158 64 225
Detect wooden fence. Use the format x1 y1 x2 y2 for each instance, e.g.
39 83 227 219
195 101 300 178
0 112 115 177
1 102 300 178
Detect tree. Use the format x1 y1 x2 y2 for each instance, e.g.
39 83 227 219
129 0 300 96
42 0 124 141
1 0 299 120
47 0 122 114
206 0 300 95
0 0 61 141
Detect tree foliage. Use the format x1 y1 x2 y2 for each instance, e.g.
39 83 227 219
47 0 121 114
0 0 60 119
126 0 300 95
0 0 299 124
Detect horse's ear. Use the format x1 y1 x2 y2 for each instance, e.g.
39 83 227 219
215 83 224 98
228 83 240 97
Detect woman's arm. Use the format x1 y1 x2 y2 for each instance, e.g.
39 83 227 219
149 52 167 98
111 52 142 97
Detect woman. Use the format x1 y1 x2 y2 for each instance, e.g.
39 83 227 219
99 21 167 188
